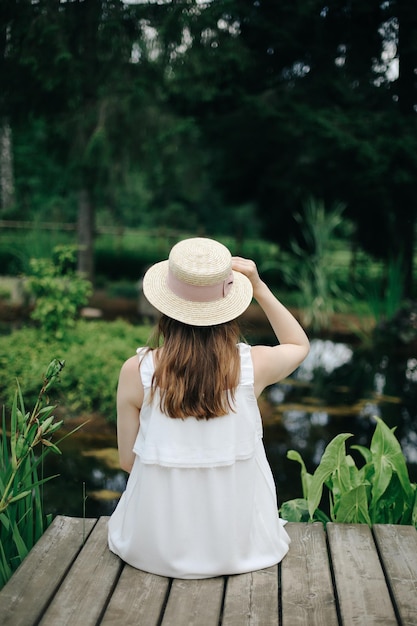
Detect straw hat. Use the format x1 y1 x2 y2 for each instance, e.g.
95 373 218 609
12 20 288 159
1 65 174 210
142 238 253 326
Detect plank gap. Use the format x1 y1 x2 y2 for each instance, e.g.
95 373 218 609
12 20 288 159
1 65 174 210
327 523 398 625
95 560 126 625
278 561 282 626
371 526 401 625
156 578 174 626
218 576 228 626
325 524 342 626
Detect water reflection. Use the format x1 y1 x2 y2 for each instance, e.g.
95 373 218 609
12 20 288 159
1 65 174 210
42 338 417 517
42 439 127 519
264 338 417 506
296 339 354 379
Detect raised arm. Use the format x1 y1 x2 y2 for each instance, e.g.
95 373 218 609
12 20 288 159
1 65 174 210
116 355 144 473
232 257 310 397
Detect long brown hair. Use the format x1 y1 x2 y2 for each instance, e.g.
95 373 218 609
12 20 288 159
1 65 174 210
147 315 241 419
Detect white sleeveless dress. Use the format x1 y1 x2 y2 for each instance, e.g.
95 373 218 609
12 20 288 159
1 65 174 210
108 343 290 578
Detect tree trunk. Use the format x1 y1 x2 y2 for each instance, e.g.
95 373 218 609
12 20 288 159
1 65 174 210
0 121 15 211
77 188 95 283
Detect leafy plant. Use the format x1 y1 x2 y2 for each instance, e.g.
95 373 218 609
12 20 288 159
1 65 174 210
0 359 81 589
282 197 349 332
364 255 405 323
26 245 92 339
280 417 417 527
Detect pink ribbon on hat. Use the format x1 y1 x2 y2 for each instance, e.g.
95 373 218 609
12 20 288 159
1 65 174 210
167 269 234 302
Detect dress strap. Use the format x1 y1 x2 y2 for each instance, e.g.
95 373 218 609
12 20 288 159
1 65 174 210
136 348 154 388
238 343 254 386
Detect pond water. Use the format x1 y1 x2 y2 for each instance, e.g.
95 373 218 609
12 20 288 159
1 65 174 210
42 338 417 519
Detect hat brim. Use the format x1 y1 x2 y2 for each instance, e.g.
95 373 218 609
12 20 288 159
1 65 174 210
142 260 253 326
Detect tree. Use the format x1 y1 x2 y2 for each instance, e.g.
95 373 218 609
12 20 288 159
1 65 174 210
2 0 417 296
0 122 14 211
160 0 417 294
2 0 148 280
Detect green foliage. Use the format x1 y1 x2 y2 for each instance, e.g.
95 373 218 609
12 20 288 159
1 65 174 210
363 255 405 324
3 0 417 294
0 230 75 276
0 320 151 420
280 418 417 527
94 234 172 281
94 231 281 282
282 197 349 332
0 359 77 589
26 246 92 339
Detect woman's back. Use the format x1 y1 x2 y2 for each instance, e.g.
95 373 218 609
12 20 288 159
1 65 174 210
108 343 291 579
108 237 309 578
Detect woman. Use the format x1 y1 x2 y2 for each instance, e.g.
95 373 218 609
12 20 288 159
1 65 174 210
108 237 310 578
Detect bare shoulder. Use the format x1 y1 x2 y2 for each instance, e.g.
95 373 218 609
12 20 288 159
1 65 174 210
119 355 142 388
120 354 141 376
118 353 145 407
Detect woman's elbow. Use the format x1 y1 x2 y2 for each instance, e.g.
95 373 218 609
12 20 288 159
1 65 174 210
295 341 310 367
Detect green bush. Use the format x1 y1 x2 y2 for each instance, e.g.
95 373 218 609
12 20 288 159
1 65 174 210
280 417 417 527
0 320 151 420
27 245 92 339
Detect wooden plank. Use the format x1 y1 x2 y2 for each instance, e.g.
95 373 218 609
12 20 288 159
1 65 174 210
222 565 278 626
101 565 170 626
38 516 123 626
0 515 97 626
373 524 417 626
161 576 224 626
281 522 338 626
327 523 397 625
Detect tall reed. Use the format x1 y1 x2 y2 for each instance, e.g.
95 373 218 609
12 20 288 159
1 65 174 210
0 359 78 589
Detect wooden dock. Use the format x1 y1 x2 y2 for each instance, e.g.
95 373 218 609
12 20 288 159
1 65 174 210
1 516 416 625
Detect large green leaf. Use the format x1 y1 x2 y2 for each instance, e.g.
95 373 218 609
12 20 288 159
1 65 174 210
351 444 372 464
308 433 353 519
346 457 366 489
412 488 417 528
279 498 310 522
370 417 414 505
336 485 372 525
371 473 410 525
332 461 368 519
286 450 312 499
